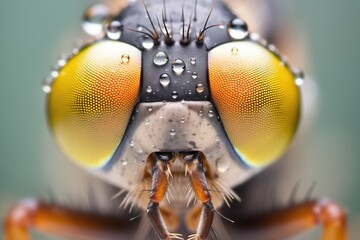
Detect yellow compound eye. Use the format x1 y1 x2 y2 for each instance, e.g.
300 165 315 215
209 41 300 167
48 41 141 168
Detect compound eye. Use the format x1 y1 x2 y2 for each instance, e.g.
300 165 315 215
48 41 141 168
209 41 300 167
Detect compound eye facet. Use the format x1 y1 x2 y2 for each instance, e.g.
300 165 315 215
209 41 300 167
48 41 141 168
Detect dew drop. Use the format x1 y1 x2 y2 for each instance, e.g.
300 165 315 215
153 51 169 66
196 83 204 93
190 57 196 65
159 73 171 87
181 99 186 104
188 90 192 95
191 72 198 79
171 91 178 99
170 129 176 136
72 48 79 56
57 56 67 68
42 76 53 93
50 71 59 78
293 68 305 86
42 85 51 94
216 158 230 173
159 114 164 119
129 140 135 147
146 85 152 93
106 20 122 40
141 36 155 49
208 110 214 118
250 32 260 41
181 117 185 123
145 119 150 125
198 110 204 117
228 18 248 40
231 47 239 55
215 135 221 142
147 105 153 112
121 159 128 166
172 59 185 75
82 4 109 36
121 54 130 64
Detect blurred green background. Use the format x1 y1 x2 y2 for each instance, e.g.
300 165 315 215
0 0 359 239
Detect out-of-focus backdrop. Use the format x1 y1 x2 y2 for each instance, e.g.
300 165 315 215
0 0 359 239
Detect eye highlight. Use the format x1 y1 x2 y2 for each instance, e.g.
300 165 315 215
209 41 300 167
48 41 141 168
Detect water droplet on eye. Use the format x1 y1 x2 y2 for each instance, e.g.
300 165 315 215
50 71 59 78
250 32 260 41
56 55 67 68
121 54 130 64
129 140 135 147
121 159 128 166
181 117 185 123
147 106 153 112
106 20 122 40
153 51 169 66
231 47 239 55
82 4 109 36
172 59 185 75
170 129 176 136
159 73 171 87
141 36 155 49
216 158 230 173
42 76 53 93
228 18 248 40
171 91 178 99
293 68 305 86
198 110 203 117
146 86 152 93
191 72 198 79
196 84 204 93
208 110 214 118
145 119 150 125
190 57 196 65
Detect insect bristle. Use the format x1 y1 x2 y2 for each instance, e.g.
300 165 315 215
141 0 159 43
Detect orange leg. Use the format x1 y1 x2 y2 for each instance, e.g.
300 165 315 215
182 152 214 240
3 198 136 240
228 199 347 240
146 152 182 240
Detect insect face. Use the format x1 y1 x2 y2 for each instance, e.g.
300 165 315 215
44 0 302 238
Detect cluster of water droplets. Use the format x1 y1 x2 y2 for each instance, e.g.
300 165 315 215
150 51 204 94
247 30 305 87
42 53 71 93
